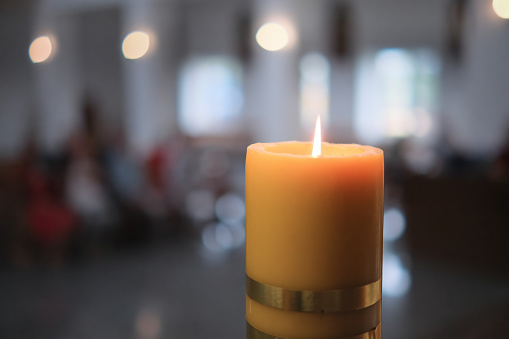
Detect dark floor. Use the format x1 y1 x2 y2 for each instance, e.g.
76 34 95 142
1 240 508 339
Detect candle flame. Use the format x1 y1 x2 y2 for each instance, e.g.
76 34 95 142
312 116 321 157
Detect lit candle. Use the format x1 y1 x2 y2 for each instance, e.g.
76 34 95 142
245 118 384 338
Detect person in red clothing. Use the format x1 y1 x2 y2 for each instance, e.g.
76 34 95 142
26 169 76 266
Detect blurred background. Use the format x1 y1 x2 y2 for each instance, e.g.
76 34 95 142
1 0 509 338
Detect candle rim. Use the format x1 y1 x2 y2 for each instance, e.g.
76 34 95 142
248 141 383 158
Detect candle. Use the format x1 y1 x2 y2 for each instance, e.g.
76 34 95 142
245 121 384 338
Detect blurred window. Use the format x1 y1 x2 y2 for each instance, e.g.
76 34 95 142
178 56 243 136
354 48 440 144
299 52 331 133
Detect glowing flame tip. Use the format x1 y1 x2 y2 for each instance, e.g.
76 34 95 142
312 116 321 157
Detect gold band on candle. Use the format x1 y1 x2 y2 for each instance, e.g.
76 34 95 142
246 321 380 339
246 275 381 313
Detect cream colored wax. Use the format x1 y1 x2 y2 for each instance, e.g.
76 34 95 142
245 142 384 338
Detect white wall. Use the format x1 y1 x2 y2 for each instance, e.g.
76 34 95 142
1 0 508 158
77 8 123 136
442 0 509 155
32 14 82 153
244 0 300 143
122 0 180 155
354 0 448 49
0 9 33 159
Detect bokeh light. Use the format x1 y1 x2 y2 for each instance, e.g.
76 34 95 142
122 31 150 60
215 193 245 224
186 190 215 222
136 308 162 339
178 58 244 136
202 223 223 252
201 222 235 252
29 36 53 63
201 221 245 252
383 253 412 297
228 222 245 248
493 0 509 19
256 23 289 51
383 208 406 242
215 223 234 249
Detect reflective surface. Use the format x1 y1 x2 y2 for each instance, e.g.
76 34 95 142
1 241 509 338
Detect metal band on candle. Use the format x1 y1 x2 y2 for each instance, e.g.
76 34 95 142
246 275 381 313
246 322 380 339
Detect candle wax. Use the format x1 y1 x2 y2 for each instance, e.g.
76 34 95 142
246 141 384 338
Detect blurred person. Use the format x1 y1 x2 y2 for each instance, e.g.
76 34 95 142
101 131 153 246
143 143 168 220
26 165 77 267
138 139 188 239
165 134 191 206
65 133 114 256
103 131 144 206
0 142 37 266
